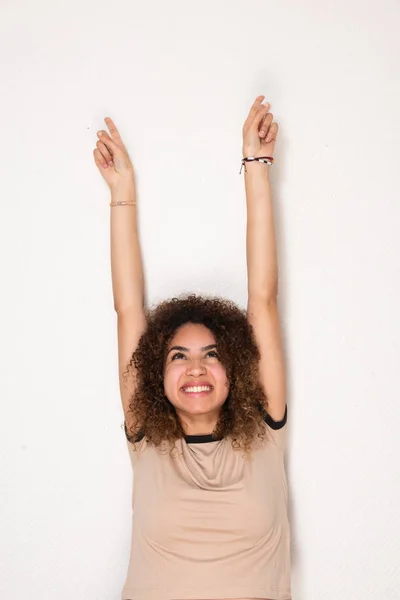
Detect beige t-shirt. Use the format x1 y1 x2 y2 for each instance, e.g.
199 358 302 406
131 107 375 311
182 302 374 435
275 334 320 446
121 405 291 600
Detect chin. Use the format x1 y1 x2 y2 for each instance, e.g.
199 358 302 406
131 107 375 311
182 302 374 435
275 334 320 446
181 399 225 413
180 401 213 411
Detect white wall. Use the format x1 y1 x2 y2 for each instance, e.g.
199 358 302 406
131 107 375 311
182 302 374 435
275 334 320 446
1 1 399 598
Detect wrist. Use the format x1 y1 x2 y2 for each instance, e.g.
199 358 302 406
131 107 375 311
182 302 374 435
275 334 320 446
242 147 273 158
110 182 136 201
241 158 271 178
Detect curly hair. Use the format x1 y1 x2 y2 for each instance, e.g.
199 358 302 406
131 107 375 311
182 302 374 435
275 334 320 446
123 293 269 455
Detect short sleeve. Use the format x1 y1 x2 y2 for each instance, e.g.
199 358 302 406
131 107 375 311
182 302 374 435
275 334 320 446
121 421 148 471
122 420 145 444
261 404 288 451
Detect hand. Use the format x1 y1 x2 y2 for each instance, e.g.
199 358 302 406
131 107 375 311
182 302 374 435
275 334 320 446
93 117 135 192
242 95 279 158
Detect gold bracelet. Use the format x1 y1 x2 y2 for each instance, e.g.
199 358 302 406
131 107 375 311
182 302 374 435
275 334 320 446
109 201 136 207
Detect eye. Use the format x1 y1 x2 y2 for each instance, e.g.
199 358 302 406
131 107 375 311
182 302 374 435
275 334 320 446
171 352 186 360
206 350 219 359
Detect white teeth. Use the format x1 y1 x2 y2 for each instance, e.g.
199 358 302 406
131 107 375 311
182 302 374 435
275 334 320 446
182 385 212 393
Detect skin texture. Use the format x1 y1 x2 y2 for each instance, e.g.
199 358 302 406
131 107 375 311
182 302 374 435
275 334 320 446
123 293 270 455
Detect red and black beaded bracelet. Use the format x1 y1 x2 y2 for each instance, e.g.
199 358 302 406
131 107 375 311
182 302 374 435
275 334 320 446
240 155 274 174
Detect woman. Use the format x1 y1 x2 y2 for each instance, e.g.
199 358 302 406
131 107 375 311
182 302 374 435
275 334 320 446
93 95 291 600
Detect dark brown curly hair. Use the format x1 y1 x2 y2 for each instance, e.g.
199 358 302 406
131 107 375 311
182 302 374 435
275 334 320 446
123 293 270 455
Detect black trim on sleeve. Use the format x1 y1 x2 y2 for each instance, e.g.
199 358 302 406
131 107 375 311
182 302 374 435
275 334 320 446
261 403 287 430
124 421 145 443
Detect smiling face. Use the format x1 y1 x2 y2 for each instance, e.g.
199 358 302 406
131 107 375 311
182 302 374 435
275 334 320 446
163 322 230 434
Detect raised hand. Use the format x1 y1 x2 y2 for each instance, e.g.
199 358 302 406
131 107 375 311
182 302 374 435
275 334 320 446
93 117 135 192
242 95 279 158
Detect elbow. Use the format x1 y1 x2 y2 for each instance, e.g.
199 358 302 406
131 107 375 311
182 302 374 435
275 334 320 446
248 288 279 305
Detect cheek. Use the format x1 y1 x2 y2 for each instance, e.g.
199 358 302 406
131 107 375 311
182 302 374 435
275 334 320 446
211 363 229 386
164 365 184 391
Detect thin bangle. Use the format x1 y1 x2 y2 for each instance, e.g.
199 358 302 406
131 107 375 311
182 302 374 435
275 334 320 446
109 201 137 207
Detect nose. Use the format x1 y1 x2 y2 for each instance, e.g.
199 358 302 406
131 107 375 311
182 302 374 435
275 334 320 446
186 357 207 376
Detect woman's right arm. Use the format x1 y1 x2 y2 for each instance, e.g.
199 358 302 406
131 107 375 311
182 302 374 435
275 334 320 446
93 118 147 433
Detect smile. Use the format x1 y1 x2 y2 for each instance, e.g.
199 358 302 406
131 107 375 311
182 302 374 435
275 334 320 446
180 385 213 395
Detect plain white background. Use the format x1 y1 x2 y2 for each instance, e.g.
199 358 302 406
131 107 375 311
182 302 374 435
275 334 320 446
1 0 399 598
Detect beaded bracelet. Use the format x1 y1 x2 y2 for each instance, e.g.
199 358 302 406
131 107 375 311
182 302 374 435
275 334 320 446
240 156 274 174
110 201 136 207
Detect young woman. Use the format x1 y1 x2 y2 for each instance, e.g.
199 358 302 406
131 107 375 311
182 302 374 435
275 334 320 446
93 95 291 600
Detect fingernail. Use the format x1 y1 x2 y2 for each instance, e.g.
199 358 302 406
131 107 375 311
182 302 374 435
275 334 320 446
260 130 265 136
98 131 103 136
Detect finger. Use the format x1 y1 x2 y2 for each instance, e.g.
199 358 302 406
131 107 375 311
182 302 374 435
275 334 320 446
97 130 120 155
93 148 109 169
250 104 271 133
245 95 265 120
96 140 113 164
259 113 273 137
243 96 268 129
266 123 279 142
265 122 279 142
104 117 122 142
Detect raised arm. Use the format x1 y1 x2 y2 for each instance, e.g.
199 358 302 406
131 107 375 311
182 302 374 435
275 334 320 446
93 118 147 434
242 96 286 422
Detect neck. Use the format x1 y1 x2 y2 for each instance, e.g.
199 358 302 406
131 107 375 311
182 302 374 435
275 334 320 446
177 409 221 436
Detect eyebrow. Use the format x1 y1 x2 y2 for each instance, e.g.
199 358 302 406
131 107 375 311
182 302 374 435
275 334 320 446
167 344 217 355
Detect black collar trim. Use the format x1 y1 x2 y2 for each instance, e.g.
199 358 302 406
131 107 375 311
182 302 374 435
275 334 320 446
183 432 223 444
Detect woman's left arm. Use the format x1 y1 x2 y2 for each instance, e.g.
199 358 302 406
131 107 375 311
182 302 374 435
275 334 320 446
242 96 286 422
